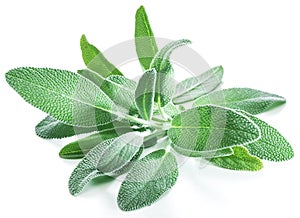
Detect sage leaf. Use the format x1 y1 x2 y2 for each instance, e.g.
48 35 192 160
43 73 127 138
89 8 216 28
162 102 181 118
168 105 260 152
135 6 158 70
240 111 294 161
172 143 234 158
101 75 137 111
77 68 104 87
35 116 96 139
150 39 192 107
69 132 143 195
193 88 286 115
117 149 178 211
209 146 263 171
59 127 132 159
78 70 138 112
135 69 157 120
6 67 120 127
173 66 223 104
80 35 123 77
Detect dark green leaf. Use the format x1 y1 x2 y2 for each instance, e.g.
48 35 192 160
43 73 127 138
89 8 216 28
150 39 192 107
193 88 286 115
168 105 260 152
209 146 263 171
6 67 119 127
135 6 158 70
173 66 223 104
80 34 123 77
117 149 178 211
135 69 157 120
69 132 143 195
240 111 294 161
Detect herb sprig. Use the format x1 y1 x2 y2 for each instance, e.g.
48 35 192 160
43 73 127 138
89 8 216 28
5 5 293 212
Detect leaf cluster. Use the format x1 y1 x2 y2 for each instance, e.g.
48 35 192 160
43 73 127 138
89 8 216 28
5 6 293 211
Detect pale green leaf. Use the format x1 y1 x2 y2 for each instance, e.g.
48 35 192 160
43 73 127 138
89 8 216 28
135 6 158 70
59 127 133 159
101 75 137 111
168 105 260 152
80 34 123 77
117 149 178 211
173 66 223 104
172 143 234 158
240 111 294 161
150 39 192 107
6 67 120 127
209 146 263 171
78 70 138 113
69 132 143 195
162 102 181 118
135 68 157 120
35 116 96 139
193 88 286 115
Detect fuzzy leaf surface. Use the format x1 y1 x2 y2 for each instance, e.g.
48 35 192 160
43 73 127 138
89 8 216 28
193 88 286 115
117 149 178 211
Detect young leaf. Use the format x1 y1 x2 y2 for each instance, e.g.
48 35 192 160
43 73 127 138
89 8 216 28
59 128 132 159
172 143 234 158
168 105 260 152
173 66 224 104
150 39 192 107
6 67 120 127
162 102 181 118
78 70 138 112
69 132 143 195
101 75 138 111
80 35 123 77
135 68 157 120
209 146 263 171
239 111 294 161
193 88 286 115
135 6 158 70
117 149 178 211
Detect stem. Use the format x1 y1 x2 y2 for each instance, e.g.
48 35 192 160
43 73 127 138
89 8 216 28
123 114 150 126
152 117 167 123
144 130 167 141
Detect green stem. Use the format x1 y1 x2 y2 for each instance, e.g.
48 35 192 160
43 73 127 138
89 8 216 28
144 130 167 142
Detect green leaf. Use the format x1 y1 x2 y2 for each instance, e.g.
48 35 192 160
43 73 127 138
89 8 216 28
80 34 123 77
35 116 96 139
172 143 234 158
193 88 286 115
101 75 137 111
135 6 158 70
168 105 261 152
150 39 192 107
77 69 104 87
78 70 138 113
209 146 263 171
59 127 133 159
117 149 178 211
6 67 120 127
173 66 223 104
69 132 143 195
162 102 181 118
239 111 294 161
135 69 157 120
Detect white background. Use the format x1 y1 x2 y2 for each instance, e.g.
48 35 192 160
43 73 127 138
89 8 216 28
0 0 299 217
